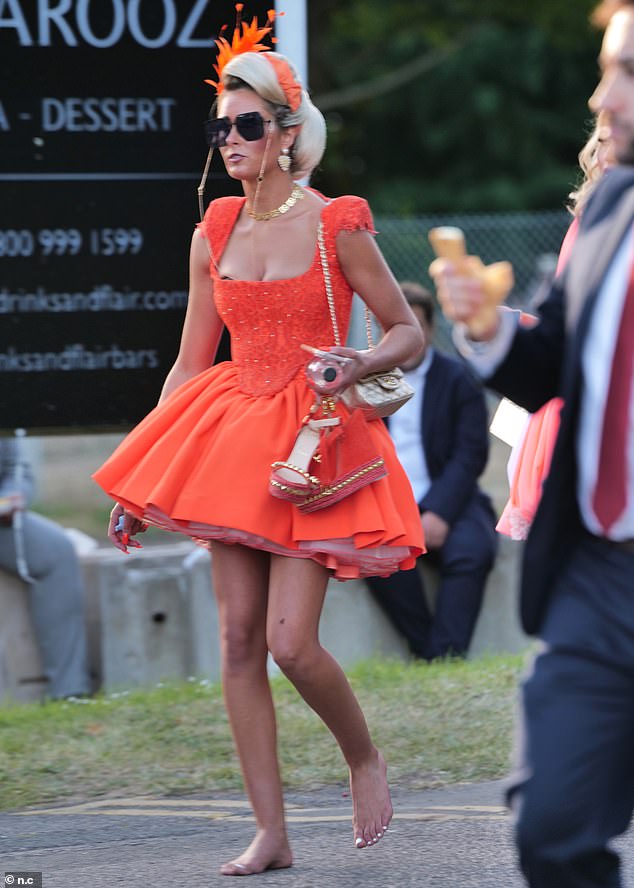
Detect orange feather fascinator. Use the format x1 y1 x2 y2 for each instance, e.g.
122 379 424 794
205 4 302 113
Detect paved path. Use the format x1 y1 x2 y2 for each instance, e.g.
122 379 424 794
1 780 632 887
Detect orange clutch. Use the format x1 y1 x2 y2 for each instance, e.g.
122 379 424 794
269 409 387 512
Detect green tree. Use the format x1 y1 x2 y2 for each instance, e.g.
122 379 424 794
309 1 601 212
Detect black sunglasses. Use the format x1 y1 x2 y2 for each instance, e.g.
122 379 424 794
204 111 271 148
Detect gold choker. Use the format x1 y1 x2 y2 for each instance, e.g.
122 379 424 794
248 184 304 221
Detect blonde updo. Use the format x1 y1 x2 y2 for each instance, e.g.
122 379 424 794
221 51 326 180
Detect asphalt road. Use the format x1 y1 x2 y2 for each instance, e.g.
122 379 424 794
1 780 632 888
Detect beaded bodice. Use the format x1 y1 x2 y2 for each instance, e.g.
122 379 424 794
199 193 375 396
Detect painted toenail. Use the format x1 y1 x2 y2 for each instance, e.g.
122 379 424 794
355 837 363 847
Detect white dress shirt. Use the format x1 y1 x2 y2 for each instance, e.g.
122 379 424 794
389 348 434 504
453 234 634 540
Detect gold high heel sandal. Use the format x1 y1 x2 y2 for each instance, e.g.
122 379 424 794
269 418 340 504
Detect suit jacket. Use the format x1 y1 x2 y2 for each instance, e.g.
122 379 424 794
487 165 634 635
416 349 492 526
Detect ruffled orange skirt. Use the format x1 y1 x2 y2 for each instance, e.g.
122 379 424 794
92 362 425 579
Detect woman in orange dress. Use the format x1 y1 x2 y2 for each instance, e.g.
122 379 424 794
93 13 424 878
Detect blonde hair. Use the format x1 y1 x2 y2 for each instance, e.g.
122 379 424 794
221 51 326 179
568 114 610 216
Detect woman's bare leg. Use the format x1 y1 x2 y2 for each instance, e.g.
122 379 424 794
267 555 393 849
210 542 292 876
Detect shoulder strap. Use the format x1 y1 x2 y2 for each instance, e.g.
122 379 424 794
317 220 375 349
317 220 342 347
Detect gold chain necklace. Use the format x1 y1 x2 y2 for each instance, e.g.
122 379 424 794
248 184 305 221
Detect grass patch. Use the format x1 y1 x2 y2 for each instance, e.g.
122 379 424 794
0 654 528 812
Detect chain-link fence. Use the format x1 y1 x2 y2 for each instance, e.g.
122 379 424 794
359 208 571 352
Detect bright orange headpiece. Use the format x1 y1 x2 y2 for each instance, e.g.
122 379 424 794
265 54 302 113
205 4 302 113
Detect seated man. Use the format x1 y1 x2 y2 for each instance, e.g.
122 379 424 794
366 283 498 660
0 437 91 698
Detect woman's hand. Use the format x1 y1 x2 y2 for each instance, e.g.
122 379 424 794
107 502 147 554
326 347 372 394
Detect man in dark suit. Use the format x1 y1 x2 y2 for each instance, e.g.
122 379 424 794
366 283 498 660
431 3 634 884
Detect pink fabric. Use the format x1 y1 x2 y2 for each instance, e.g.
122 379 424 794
496 398 563 539
497 219 577 539
555 216 579 276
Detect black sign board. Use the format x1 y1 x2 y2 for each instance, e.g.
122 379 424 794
0 0 270 433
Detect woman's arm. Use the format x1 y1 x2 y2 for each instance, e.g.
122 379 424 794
109 228 224 551
330 230 424 385
158 228 224 404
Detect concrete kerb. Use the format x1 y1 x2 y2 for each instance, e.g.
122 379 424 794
0 534 528 701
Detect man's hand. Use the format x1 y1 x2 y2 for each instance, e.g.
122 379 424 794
421 511 450 550
429 256 514 342
429 258 501 341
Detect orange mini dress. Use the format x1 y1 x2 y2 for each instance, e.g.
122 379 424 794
92 194 424 579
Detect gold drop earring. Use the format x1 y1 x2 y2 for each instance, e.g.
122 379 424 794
277 147 291 172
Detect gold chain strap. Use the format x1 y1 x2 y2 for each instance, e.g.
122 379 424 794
316 221 341 347
316 220 375 349
364 304 375 349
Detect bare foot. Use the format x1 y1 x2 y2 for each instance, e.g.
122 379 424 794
349 749 393 849
220 828 292 876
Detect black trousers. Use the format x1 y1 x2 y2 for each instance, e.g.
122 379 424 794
365 495 497 659
510 535 634 887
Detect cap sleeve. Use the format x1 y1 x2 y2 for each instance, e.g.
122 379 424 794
327 195 377 236
195 196 244 265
